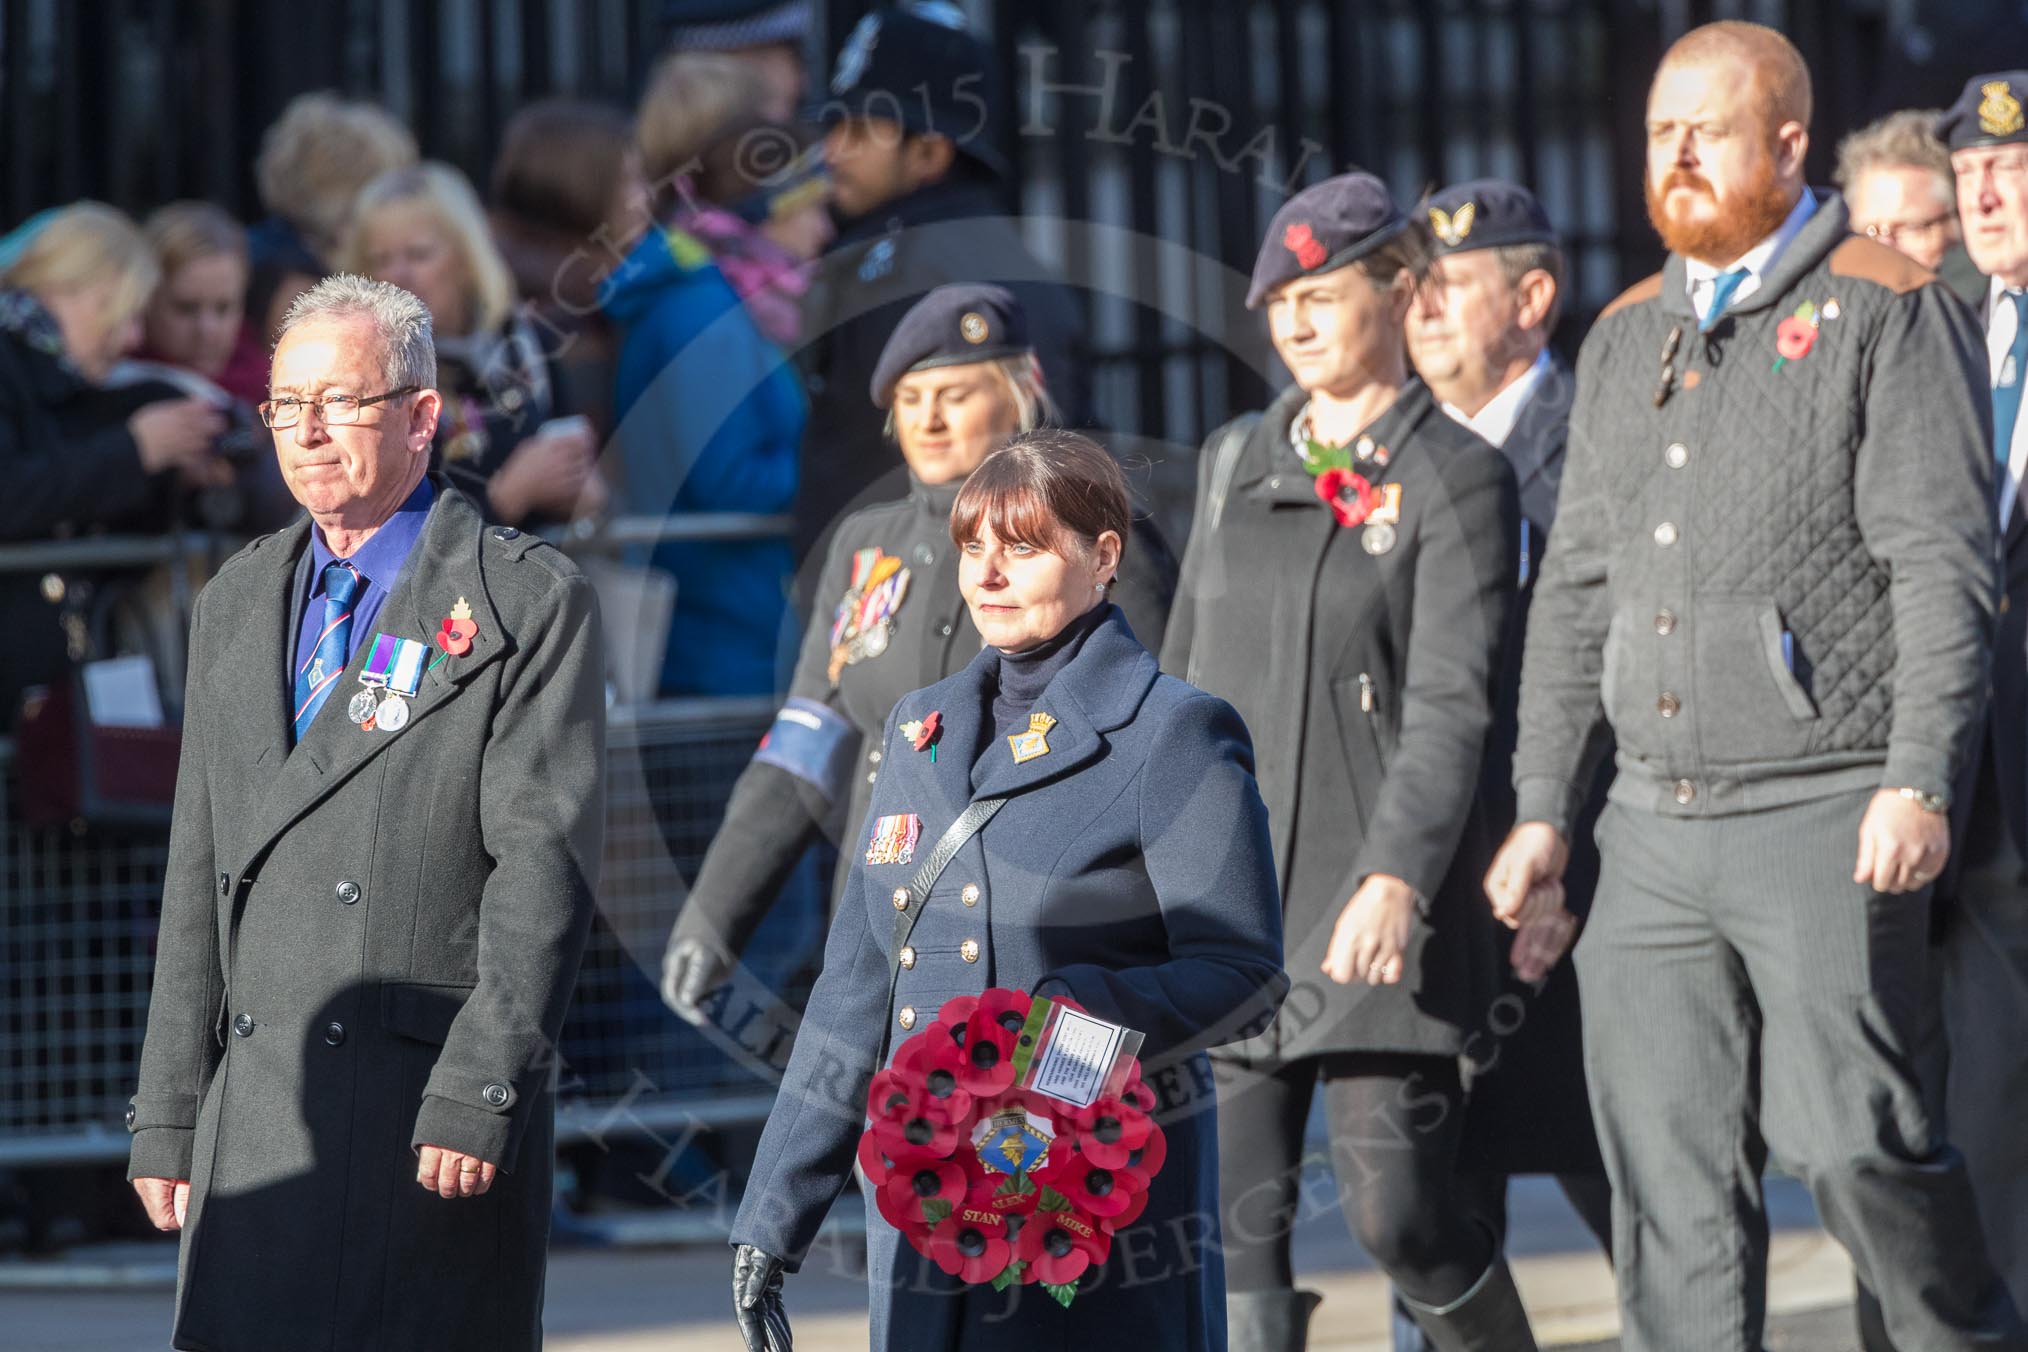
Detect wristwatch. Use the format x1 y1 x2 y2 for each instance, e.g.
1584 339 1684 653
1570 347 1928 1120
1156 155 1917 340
1895 786 1949 814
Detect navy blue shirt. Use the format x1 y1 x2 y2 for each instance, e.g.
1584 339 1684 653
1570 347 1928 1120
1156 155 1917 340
290 477 434 693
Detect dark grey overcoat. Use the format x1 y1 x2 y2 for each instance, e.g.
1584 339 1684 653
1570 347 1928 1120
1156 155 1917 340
729 606 1286 1351
126 482 605 1352
1162 379 1519 1062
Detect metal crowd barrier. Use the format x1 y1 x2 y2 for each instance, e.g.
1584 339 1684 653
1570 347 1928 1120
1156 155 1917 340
0 520 826 1201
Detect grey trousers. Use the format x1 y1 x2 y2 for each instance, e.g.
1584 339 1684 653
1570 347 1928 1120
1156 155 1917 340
1576 792 2025 1352
1940 833 2028 1311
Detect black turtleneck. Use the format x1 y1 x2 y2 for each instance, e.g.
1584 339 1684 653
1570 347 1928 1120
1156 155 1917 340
910 471 965 522
989 600 1110 741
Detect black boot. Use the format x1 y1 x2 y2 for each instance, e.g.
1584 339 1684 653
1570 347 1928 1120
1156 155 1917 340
1399 1258 1537 1352
1226 1288 1324 1352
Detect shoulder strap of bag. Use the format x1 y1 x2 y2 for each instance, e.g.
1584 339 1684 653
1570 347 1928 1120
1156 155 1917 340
1204 411 1264 533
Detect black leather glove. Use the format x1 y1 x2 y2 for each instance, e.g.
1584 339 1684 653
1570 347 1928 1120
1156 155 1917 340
660 933 732 1027
732 1244 792 1351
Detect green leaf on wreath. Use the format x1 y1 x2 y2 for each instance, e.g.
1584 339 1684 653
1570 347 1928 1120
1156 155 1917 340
1045 1279 1080 1309
997 1174 1038 1198
991 1260 1026 1292
1300 439 1352 476
1037 1186 1072 1213
921 1198 954 1225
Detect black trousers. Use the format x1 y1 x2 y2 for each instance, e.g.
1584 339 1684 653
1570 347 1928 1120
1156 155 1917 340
1215 1051 1491 1306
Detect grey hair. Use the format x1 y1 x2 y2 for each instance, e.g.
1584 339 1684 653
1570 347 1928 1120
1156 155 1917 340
278 273 436 389
883 353 1059 440
1834 109 1952 194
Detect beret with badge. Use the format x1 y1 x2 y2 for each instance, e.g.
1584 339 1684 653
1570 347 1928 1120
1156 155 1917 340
1424 177 1561 255
1936 71 2028 152
870 283 1031 409
818 2 1008 178
1248 172 1408 309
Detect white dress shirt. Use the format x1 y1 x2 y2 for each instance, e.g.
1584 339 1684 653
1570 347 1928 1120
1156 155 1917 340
1443 349 1553 450
1987 274 2028 530
1683 190 1819 324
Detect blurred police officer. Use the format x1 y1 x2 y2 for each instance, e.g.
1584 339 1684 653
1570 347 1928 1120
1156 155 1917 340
795 1 1089 560
1404 177 1612 1311
1934 69 2028 1312
1486 23 2025 1349
660 0 810 123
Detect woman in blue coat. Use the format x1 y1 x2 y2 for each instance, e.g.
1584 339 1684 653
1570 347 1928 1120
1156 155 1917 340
726 431 1286 1351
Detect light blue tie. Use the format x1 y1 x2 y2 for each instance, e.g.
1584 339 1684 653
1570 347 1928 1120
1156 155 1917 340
1699 267 1751 332
293 562 361 741
1994 291 2028 487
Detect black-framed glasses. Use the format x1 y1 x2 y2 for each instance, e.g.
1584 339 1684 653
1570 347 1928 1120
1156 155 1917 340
259 386 418 430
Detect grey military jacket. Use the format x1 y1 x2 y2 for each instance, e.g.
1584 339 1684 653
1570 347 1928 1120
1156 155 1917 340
126 482 605 1352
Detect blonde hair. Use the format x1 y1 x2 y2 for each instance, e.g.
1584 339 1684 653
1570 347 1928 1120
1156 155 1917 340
884 354 1059 440
255 92 419 259
4 201 160 333
144 201 248 279
636 50 773 208
342 161 517 337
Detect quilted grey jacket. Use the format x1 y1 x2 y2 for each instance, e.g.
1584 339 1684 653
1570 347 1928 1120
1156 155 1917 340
1514 193 1996 830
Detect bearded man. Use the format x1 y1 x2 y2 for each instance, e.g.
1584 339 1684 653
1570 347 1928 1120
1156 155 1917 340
1483 21 2027 1352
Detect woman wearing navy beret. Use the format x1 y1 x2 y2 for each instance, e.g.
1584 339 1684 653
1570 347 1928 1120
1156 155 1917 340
727 430 1285 1350
1164 172 1532 1350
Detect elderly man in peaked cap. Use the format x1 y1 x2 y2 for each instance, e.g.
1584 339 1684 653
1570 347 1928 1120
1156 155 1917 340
126 273 604 1351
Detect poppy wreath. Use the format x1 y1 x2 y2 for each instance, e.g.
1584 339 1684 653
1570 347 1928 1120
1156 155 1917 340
860 987 1166 1309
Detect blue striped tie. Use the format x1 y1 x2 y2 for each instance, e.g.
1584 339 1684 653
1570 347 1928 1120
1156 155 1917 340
1994 291 2028 491
1699 266 1751 332
293 562 361 741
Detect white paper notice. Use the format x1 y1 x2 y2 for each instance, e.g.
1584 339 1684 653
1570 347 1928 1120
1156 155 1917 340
1028 1007 1128 1109
82 656 165 728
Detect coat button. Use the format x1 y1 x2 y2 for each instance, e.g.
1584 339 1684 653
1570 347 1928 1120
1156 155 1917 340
491 526 521 541
1673 779 1697 805
1268 476 1282 490
914 544 936 566
39 572 64 604
323 1022 346 1047
867 771 879 784
1654 609 1676 636
960 939 980 963
868 749 883 764
218 873 231 896
899 946 917 969
483 1082 511 1107
1654 522 1679 547
336 880 361 905
1657 692 1681 718
893 887 910 910
124 1101 137 1130
897 1006 917 1031
961 883 980 907
1665 441 1689 469
232 1013 254 1038
937 622 954 637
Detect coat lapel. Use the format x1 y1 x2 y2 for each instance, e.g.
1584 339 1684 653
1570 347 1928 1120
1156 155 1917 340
232 487 508 871
967 610 1157 800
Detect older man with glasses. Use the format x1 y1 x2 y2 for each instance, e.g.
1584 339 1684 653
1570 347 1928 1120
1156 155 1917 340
125 273 605 1352
1836 108 1985 302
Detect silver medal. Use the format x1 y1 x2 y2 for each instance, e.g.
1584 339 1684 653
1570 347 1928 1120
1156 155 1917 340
374 694 410 732
347 689 380 725
1361 522 1398 556
863 620 891 657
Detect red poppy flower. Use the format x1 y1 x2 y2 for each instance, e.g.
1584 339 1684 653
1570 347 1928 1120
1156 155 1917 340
926 1208 1014 1284
879 1158 968 1227
872 1176 937 1238
1107 1186 1150 1230
895 1031 975 1122
1054 1159 1137 1218
858 1130 896 1186
1282 222 1327 270
1775 315 1817 361
1013 1205 1112 1285
1073 1095 1153 1170
868 1070 963 1162
959 989 1031 1097
1118 1076 1157 1116
910 710 943 752
1115 1121 1168 1196
1314 467 1377 528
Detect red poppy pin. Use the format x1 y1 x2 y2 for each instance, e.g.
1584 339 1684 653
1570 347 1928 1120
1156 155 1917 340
901 710 943 762
436 596 478 656
1315 466 1378 528
1773 298 1835 371
1283 222 1328 270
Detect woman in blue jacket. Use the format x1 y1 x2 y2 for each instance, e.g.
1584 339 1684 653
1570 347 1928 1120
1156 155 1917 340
725 431 1285 1351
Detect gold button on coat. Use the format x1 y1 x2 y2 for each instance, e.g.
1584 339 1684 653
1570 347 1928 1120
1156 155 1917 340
1657 692 1680 718
960 939 980 963
961 884 980 906
892 887 910 910
899 946 917 969
1674 779 1697 804
898 1006 917 1030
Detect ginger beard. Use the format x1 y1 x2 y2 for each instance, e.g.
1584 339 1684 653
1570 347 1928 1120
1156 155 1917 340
1646 138 1797 265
